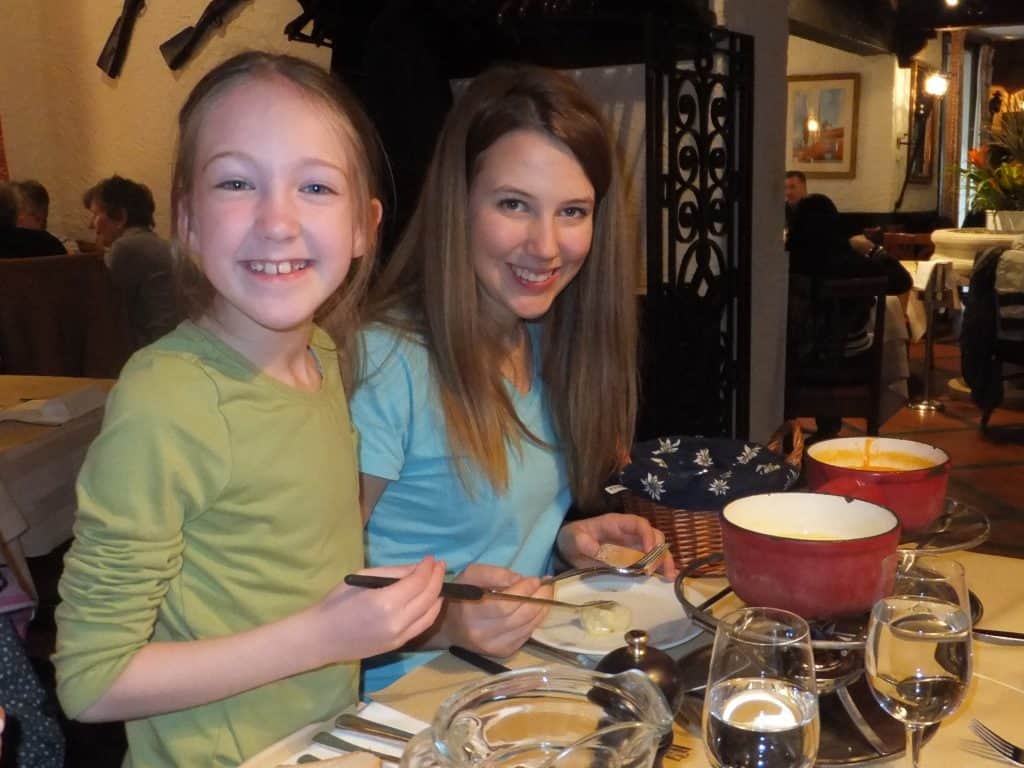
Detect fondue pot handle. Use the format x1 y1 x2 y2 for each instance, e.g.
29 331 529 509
766 420 804 470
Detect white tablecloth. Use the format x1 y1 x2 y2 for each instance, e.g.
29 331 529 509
248 550 1024 768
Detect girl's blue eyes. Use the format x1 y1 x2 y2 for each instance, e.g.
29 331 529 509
215 180 336 195
301 183 335 195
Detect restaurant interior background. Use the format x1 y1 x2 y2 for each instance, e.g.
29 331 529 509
5 0 1024 442
3 0 1024 765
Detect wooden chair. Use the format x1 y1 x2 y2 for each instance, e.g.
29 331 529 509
785 275 890 436
883 231 934 262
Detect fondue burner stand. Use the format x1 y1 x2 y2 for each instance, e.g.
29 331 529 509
674 554 983 765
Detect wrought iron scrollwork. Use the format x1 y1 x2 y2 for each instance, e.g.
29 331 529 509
638 24 752 440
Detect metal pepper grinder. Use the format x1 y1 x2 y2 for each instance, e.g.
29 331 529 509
596 629 682 761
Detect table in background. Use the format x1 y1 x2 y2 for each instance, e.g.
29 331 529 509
0 376 112 596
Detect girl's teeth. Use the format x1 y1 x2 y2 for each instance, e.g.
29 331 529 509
248 260 308 275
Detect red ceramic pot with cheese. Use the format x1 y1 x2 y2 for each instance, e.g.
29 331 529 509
804 437 950 535
722 492 900 620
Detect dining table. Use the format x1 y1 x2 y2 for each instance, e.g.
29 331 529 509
244 548 1023 767
0 375 112 600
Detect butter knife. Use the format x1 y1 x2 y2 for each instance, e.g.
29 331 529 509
313 732 401 761
334 713 415 743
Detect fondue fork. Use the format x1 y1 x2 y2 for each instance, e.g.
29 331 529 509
343 574 619 613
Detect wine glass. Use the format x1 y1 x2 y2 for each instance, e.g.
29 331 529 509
864 553 973 767
702 607 820 768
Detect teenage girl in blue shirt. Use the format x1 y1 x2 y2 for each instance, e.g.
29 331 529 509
351 64 676 692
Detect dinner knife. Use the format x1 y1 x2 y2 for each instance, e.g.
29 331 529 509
312 732 401 762
449 645 512 675
334 713 415 743
973 627 1024 644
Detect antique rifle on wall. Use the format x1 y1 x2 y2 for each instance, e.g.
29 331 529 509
284 0 337 47
159 0 252 70
96 0 146 78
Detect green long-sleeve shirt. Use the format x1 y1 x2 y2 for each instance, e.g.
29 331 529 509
55 321 362 767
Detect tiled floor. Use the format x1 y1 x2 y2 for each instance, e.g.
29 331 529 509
822 339 1024 559
20 338 1024 766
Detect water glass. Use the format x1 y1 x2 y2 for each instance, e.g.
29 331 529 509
865 553 972 767
702 607 820 768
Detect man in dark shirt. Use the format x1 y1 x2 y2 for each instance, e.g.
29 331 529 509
0 183 66 259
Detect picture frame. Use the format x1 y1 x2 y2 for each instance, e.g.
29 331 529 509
786 73 860 179
908 61 937 184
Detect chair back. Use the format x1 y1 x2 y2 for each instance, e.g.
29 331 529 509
785 275 890 435
883 231 934 261
0 254 136 377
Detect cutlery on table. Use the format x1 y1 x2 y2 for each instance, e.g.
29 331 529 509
297 755 320 764
313 731 401 762
523 637 595 668
343 574 620 615
547 542 671 583
450 645 513 675
973 627 1024 645
971 719 1024 766
334 713 415 743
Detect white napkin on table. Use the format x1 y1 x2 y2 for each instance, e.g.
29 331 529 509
277 702 428 766
0 384 107 425
912 259 954 292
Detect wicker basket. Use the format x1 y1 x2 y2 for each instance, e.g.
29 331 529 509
621 494 726 577
621 422 804 578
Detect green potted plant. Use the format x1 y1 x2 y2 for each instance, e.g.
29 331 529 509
961 111 1024 231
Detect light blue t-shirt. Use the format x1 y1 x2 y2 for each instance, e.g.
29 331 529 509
351 323 571 692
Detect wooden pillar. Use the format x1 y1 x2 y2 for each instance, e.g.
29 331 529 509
940 30 966 223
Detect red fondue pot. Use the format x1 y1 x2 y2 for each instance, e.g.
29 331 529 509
804 437 950 535
721 492 900 620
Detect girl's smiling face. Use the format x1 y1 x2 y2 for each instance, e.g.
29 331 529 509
467 129 595 332
182 76 372 340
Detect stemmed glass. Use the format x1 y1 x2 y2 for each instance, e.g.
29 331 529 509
864 554 973 767
702 607 820 768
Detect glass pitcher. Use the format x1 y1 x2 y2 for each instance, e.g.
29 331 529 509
401 666 673 768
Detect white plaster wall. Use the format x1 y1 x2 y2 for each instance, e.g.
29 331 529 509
787 36 941 213
0 0 330 242
714 0 790 442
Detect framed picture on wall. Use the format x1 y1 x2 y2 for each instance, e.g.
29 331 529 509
908 61 937 184
786 73 860 178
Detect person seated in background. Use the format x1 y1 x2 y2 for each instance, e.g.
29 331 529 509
11 179 78 253
784 170 814 230
82 175 180 346
787 193 912 438
0 182 66 259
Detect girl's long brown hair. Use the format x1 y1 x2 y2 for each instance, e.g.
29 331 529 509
170 51 385 391
364 64 636 510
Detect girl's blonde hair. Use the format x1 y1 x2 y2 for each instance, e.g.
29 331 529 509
171 50 384 390
365 64 636 510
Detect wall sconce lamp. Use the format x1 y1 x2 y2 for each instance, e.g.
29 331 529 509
895 71 950 210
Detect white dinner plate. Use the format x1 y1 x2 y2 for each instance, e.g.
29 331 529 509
532 574 702 656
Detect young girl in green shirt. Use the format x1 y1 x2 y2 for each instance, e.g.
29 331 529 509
54 51 446 767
